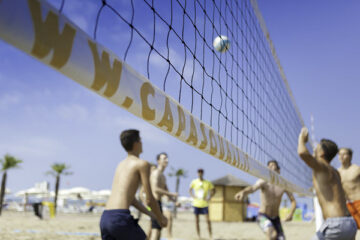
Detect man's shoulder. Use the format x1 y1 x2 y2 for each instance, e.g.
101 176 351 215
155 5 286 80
190 178 199 186
348 164 360 177
205 179 214 187
352 164 360 171
255 179 266 187
133 158 151 169
191 178 199 184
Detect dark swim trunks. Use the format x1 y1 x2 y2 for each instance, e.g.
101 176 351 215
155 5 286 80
257 213 285 240
151 200 163 229
100 209 146 240
193 206 209 215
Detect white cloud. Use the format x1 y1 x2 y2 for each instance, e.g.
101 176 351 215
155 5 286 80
56 104 89 122
0 136 66 159
0 92 21 110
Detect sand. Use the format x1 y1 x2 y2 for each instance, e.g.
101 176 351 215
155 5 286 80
0 211 359 240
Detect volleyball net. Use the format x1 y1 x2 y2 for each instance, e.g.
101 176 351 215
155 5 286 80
0 0 313 195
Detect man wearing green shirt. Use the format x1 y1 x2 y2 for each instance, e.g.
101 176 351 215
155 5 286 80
189 169 216 239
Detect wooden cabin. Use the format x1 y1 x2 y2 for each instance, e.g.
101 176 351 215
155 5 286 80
209 174 250 222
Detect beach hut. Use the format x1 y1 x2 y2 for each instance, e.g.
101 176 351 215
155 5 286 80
209 174 250 222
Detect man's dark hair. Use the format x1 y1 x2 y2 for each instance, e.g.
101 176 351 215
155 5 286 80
120 129 140 151
320 139 338 162
267 160 280 170
340 148 353 158
197 168 204 173
156 152 168 161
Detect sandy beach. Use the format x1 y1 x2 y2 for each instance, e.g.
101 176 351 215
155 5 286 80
0 210 359 240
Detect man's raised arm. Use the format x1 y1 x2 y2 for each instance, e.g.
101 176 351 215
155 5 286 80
297 127 323 171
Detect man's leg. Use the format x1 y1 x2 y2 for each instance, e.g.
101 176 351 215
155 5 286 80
195 214 201 238
150 216 162 240
147 221 152 239
164 210 173 238
150 229 161 240
205 214 212 238
265 227 277 240
257 214 277 240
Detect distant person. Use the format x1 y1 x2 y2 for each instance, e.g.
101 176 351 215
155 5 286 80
77 193 83 200
87 200 95 213
234 160 296 240
189 169 215 239
297 127 357 239
100 129 167 240
23 192 29 212
32 200 43 219
338 148 360 229
149 152 178 240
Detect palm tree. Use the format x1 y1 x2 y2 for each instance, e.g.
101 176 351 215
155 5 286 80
168 167 187 218
46 163 72 214
0 154 22 215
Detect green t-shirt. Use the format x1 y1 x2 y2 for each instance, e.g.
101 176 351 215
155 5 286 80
190 179 214 208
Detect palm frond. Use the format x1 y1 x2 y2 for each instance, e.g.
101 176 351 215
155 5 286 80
49 163 72 176
1 154 22 171
45 170 57 177
168 167 187 178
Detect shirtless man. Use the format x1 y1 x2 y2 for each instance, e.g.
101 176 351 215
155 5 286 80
338 148 360 229
234 160 296 240
100 129 167 240
297 127 357 239
149 152 178 240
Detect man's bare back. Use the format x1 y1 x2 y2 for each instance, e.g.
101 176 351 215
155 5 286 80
100 130 167 240
298 127 349 219
297 127 357 239
312 165 349 219
106 156 149 210
298 128 349 219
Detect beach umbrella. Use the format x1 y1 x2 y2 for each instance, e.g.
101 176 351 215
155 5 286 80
68 187 91 195
88 189 111 200
56 187 91 200
15 187 49 197
96 189 111 197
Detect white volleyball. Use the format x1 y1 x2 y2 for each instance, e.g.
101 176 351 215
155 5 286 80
213 35 230 53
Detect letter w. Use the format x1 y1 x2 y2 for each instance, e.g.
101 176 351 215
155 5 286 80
88 41 122 97
29 0 76 69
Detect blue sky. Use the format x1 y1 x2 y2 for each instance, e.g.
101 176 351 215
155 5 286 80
0 0 359 206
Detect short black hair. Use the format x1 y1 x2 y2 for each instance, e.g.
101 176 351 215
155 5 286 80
120 129 140 151
267 160 280 170
340 148 353 158
197 168 204 173
156 152 168 161
320 139 338 162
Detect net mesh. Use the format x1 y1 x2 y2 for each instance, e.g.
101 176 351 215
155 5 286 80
48 0 312 190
